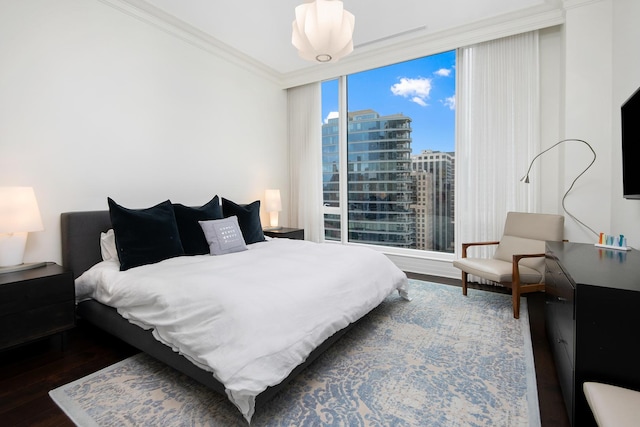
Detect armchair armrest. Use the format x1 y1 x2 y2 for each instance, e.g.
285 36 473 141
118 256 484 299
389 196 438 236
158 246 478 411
461 241 500 258
511 253 546 283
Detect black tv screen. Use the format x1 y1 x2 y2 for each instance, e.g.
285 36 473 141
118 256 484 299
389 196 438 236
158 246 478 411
622 85 640 199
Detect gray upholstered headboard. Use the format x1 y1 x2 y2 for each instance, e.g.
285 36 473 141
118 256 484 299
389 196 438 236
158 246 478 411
61 211 112 279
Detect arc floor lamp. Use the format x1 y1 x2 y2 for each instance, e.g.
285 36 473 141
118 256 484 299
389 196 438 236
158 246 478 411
521 138 598 237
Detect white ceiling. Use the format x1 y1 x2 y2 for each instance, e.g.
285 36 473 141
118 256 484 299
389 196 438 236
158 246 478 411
137 0 550 76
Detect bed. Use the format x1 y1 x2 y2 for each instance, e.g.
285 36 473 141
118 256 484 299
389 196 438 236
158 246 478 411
61 204 409 422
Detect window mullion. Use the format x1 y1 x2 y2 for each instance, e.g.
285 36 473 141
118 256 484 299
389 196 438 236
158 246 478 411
338 75 348 244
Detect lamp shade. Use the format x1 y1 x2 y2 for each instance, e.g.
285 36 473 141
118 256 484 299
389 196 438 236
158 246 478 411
265 189 282 212
0 187 44 268
0 187 43 233
292 0 355 63
264 189 282 229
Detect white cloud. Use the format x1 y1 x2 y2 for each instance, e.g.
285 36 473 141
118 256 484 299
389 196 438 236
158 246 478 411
434 68 451 77
412 96 427 107
390 77 432 107
442 95 455 110
324 111 339 124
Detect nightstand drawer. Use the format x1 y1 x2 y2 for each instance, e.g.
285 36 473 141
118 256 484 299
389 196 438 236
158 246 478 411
0 264 75 351
0 272 73 315
0 301 75 349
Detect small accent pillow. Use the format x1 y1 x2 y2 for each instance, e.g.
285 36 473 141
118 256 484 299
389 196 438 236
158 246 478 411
199 216 248 255
173 196 223 255
221 198 265 244
100 229 119 262
108 198 185 271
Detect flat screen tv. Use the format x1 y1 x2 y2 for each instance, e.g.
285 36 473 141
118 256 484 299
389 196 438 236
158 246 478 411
622 85 640 199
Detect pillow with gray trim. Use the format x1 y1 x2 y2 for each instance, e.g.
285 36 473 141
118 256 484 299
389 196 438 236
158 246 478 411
199 216 248 255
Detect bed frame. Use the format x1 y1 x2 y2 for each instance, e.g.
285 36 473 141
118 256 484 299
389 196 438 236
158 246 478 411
60 210 355 412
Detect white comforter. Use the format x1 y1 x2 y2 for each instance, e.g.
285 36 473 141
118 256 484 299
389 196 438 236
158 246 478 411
75 238 409 422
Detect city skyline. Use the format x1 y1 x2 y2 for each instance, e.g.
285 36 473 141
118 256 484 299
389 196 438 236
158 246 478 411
321 50 456 154
321 108 455 253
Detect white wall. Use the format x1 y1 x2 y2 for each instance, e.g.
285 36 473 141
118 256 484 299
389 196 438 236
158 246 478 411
0 0 288 265
610 0 640 247
538 0 640 246
539 25 564 215
560 0 613 243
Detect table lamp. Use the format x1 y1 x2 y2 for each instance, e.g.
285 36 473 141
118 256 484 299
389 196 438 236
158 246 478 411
264 189 282 230
0 187 46 272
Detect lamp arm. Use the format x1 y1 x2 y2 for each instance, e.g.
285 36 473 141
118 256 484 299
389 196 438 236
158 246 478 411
521 139 572 182
522 138 598 237
561 140 597 236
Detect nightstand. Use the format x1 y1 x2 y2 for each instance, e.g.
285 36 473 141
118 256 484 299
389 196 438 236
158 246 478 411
263 227 305 240
0 263 75 351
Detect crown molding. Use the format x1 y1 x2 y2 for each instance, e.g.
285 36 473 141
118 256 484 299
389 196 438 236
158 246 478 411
97 0 286 87
281 3 565 89
563 0 603 10
97 0 565 90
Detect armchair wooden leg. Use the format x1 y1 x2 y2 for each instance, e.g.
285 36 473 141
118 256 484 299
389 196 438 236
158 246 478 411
462 272 468 296
512 284 520 319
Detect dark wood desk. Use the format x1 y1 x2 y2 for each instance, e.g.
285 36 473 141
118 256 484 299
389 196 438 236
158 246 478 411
545 241 640 426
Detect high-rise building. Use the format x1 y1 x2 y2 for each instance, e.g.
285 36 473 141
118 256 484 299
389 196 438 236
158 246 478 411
410 170 434 250
411 150 455 252
322 109 414 248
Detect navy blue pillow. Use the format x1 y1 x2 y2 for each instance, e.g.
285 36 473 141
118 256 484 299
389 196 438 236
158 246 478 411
108 198 185 271
221 198 265 244
173 196 223 255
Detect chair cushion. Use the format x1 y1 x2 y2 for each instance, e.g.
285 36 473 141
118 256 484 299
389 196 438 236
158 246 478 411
452 257 542 284
584 382 640 427
503 212 564 241
493 235 546 273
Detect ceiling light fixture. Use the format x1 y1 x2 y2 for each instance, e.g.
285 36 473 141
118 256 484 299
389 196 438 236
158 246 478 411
291 0 355 63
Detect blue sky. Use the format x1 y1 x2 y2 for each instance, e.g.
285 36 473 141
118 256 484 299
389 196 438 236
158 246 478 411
321 50 456 154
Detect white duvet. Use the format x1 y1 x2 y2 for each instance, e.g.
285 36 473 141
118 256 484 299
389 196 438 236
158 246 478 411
76 238 409 422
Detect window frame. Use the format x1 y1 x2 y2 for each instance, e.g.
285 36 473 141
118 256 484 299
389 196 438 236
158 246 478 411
322 67 455 263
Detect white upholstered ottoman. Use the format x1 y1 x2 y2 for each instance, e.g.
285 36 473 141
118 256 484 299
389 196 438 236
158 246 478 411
583 382 640 427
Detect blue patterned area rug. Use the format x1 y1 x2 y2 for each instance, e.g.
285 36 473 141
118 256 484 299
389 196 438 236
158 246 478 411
50 280 540 426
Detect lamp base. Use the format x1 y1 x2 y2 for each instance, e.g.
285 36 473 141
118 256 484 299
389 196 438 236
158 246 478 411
0 262 47 275
0 231 29 267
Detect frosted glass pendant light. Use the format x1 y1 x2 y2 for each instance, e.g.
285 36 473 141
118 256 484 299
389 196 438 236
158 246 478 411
292 0 355 63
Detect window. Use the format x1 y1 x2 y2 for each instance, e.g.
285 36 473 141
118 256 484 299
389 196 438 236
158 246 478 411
322 51 456 253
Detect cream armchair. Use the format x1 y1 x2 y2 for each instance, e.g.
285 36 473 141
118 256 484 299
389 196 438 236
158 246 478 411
453 212 564 318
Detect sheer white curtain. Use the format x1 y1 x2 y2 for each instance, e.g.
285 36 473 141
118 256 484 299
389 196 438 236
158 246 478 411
288 82 324 242
455 31 540 260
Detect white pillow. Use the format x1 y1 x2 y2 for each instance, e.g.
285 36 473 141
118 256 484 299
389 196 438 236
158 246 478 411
100 229 119 262
199 216 248 256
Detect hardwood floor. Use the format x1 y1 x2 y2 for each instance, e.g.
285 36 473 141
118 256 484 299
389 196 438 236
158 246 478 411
0 275 570 426
0 324 137 427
